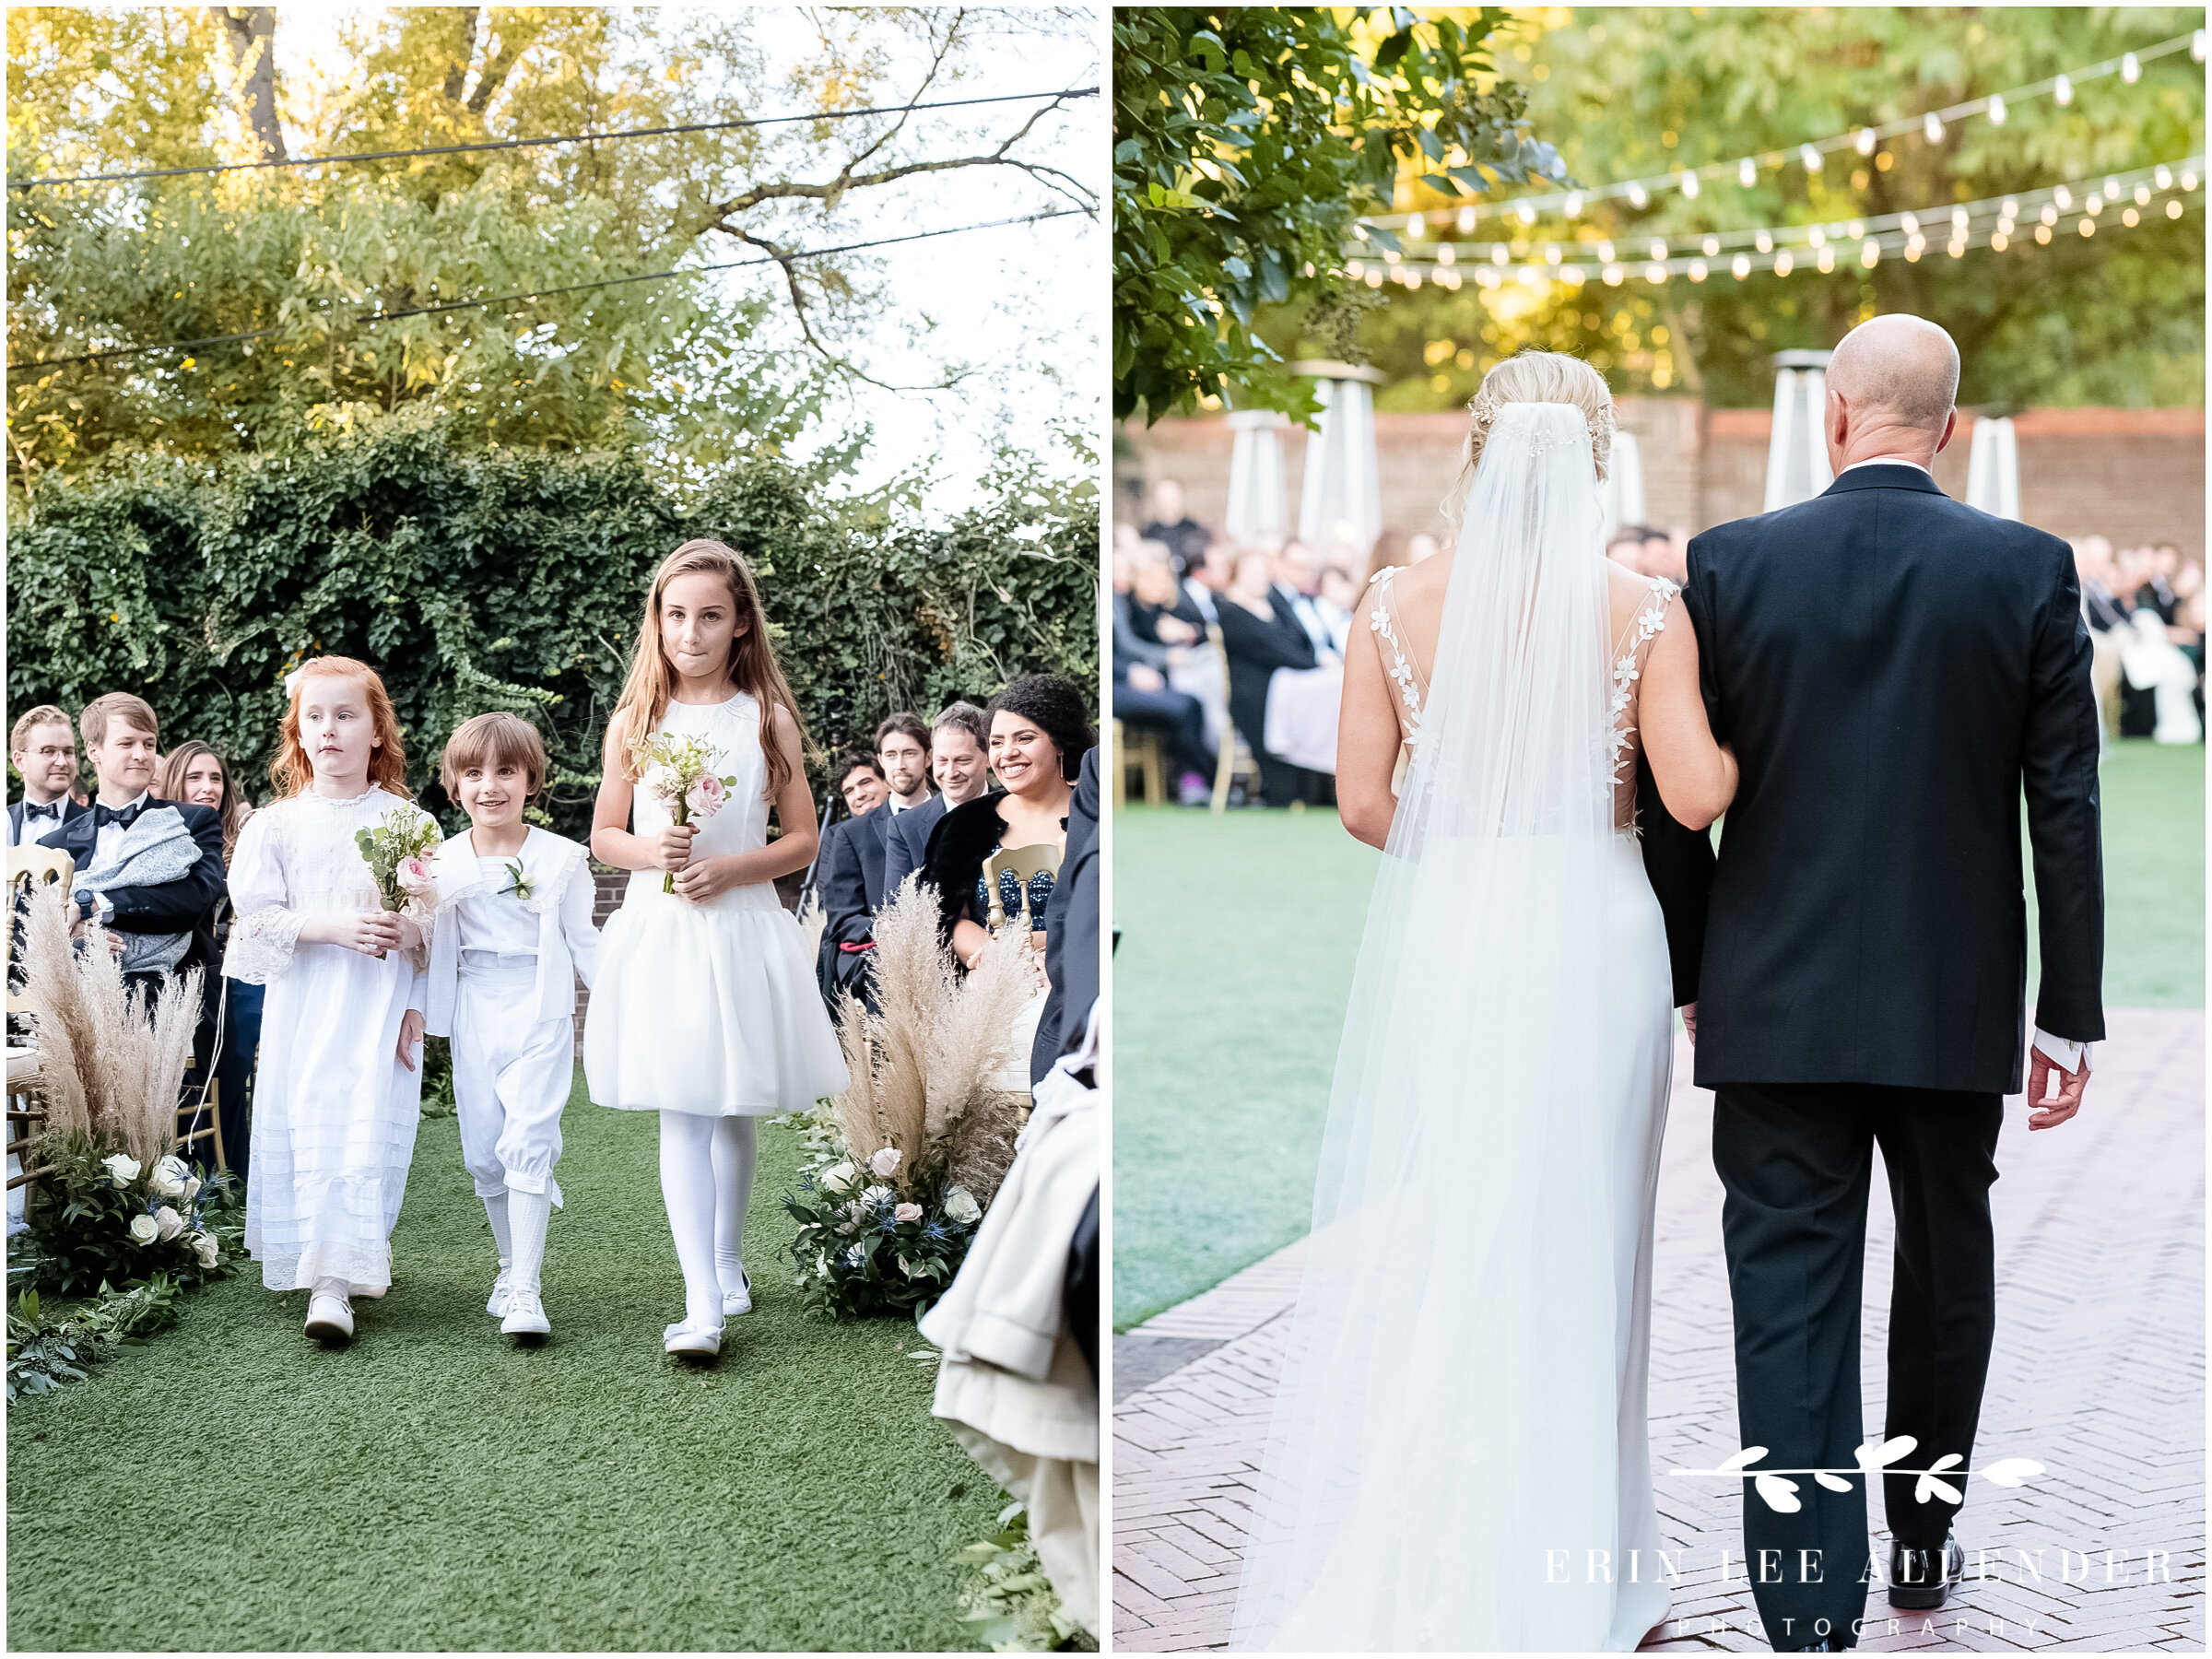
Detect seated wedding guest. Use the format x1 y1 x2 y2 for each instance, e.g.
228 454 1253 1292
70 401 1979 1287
48 694 226 1154
2136 544 2183 623
1642 526 1689 584
1142 477 1213 578
1315 565 1360 655
1115 580 1214 806
9 705 87 847
884 701 994 895
1126 540 1205 647
1606 525 1654 573
1363 528 1412 586
815 751 888 1011
2073 537 2129 742
926 674 1093 980
1270 541 1336 662
1219 549 1323 806
157 740 258 1182
819 712 931 1009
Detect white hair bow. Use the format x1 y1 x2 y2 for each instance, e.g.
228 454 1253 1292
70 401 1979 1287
283 666 304 699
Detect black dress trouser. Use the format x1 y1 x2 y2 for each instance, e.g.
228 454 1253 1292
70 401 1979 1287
1712 1081 2003 1652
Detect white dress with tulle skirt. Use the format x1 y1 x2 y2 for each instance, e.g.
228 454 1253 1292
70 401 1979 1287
583 692 848 1117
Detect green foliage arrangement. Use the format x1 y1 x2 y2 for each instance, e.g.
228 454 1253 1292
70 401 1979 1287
5 411 1099 839
1331 6 2206 408
21 1135 242 1300
782 1143 982 1324
1113 6 1563 423
6 1276 182 1402
956 1502 1096 1652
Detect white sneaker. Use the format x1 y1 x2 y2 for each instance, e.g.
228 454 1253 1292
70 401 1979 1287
663 1316 724 1359
722 1266 753 1317
486 1267 515 1317
501 1288 551 1340
304 1291 354 1345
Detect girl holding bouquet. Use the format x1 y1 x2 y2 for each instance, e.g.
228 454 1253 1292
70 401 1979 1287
584 539 847 1359
223 657 441 1345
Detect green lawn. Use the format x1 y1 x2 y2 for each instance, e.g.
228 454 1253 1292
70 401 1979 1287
1112 741 2203 1330
7 1079 1001 1653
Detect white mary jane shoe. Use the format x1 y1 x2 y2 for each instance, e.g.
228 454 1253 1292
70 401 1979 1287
663 1316 724 1359
723 1267 753 1318
501 1288 551 1341
304 1291 355 1346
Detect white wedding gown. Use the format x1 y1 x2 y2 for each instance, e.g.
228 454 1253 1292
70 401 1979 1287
1232 402 1677 1652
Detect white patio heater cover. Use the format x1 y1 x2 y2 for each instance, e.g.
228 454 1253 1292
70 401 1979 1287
1964 415 2021 520
1224 410 1289 543
1599 429 1646 543
1292 367 1383 554
1763 349 1834 512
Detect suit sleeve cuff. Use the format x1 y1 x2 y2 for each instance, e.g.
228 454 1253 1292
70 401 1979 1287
2031 1028 2094 1073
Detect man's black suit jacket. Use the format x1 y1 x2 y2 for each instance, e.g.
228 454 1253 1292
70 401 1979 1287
1682 464 2104 1095
11 796 89 845
1032 747 1100 1086
45 799 227 1024
820 804 889 947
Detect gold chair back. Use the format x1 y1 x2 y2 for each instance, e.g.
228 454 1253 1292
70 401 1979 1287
982 842 1062 934
6 843 76 1018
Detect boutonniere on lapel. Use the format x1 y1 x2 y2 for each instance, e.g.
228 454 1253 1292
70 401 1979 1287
502 858 535 901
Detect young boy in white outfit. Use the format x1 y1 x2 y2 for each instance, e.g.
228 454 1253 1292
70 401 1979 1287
426 713 600 1340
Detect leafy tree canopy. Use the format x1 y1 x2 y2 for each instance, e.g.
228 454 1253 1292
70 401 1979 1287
8 7 1096 488
1258 6 2205 410
1113 6 1565 425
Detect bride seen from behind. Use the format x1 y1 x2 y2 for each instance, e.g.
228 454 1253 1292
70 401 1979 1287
1231 352 1735 1652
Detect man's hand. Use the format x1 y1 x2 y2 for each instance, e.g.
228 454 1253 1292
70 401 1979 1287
396 1008 426 1072
105 930 126 959
1126 665 1167 693
2026 1047 2089 1129
1680 1002 1698 1045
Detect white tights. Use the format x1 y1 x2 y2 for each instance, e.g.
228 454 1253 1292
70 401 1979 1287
658 1112 758 1327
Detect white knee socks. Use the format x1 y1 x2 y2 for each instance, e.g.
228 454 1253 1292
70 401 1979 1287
711 1115 759 1302
482 1192 513 1269
659 1111 725 1328
508 1189 552 1298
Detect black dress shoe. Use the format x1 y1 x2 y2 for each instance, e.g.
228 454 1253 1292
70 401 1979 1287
1888 1532 1966 1608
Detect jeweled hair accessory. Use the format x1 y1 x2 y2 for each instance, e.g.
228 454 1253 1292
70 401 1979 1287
1467 392 1616 480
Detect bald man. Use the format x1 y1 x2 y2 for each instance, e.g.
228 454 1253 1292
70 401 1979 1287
1681 314 2104 1652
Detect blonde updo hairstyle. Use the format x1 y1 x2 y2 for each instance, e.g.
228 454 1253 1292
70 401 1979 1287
1444 350 1618 535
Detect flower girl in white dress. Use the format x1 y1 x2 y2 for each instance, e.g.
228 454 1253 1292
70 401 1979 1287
583 539 847 1358
224 657 438 1347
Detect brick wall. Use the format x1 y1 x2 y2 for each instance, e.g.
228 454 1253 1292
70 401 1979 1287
1124 401 2206 560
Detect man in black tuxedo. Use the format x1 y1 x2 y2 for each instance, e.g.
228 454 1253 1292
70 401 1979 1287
1682 315 2103 1653
8 705 88 846
883 702 994 895
815 751 889 1012
820 714 934 999
45 695 227 1154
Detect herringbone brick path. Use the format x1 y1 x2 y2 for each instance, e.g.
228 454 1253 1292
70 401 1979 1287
1112 1008 2204 1653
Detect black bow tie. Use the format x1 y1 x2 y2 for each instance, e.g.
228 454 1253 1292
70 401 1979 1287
23 801 63 820
92 801 145 830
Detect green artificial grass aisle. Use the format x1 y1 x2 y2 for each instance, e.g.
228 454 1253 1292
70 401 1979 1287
1113 741 2204 1330
6 1076 1001 1653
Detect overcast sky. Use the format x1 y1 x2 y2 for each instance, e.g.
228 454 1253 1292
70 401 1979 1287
275 7 1101 512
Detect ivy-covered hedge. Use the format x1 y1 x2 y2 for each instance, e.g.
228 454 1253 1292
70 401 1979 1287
6 411 1099 838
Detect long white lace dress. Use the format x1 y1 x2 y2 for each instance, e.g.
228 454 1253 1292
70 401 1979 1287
1231 501 1683 1652
582 692 847 1116
223 786 435 1296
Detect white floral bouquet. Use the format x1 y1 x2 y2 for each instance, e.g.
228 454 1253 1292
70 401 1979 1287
629 729 737 893
353 806 441 950
782 1143 984 1322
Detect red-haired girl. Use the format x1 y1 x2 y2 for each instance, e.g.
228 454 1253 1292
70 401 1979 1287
223 656 438 1347
583 540 846 1359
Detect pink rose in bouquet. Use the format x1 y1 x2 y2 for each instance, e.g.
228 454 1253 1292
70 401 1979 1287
396 855 437 904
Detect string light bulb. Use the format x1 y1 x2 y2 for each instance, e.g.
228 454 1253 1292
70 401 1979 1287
1563 192 1583 217
1862 239 1880 266
1775 250 1794 276
1924 112 1945 142
1680 171 1700 199
1856 126 1877 155
1756 230 1773 253
1648 238 1668 261
1739 157 1758 186
1689 259 1708 281
1457 206 1478 232
2123 51 2141 82
1627 182 1649 207
1988 95 2007 125
1518 202 1536 225
2054 73 2074 105
2195 29 2207 61
1733 253 1751 278
1702 235 1721 255
2053 185 2072 209
1800 143 1823 172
